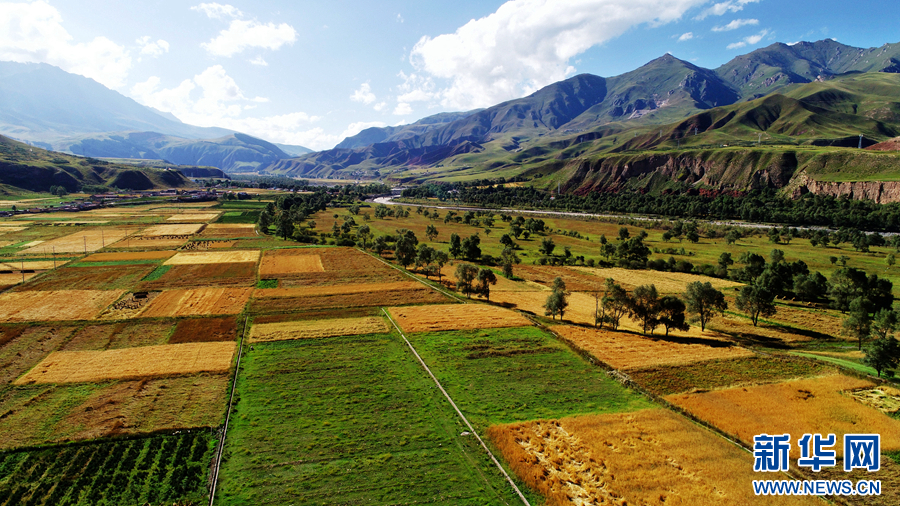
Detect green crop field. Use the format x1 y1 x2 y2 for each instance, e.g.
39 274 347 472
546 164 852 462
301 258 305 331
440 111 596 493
406 326 652 428
216 332 526 506
0 431 215 506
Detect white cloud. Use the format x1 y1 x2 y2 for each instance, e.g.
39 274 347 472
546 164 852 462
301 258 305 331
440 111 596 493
249 55 268 66
0 0 132 89
137 36 169 57
393 102 412 116
712 18 758 32
340 121 387 140
190 3 242 19
202 19 297 57
408 0 708 110
678 32 694 41
373 101 387 112
350 82 376 105
696 0 760 20
396 13 404 23
727 29 769 49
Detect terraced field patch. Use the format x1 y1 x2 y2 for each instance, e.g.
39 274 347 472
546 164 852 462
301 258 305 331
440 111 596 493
20 229 131 254
166 213 219 222
490 409 817 506
0 290 124 322
574 266 744 294
667 374 900 454
81 251 175 262
250 282 447 312
139 262 258 290
16 342 235 384
19 264 156 291
390 304 532 333
248 316 388 342
554 325 753 370
139 224 204 237
169 316 237 344
258 250 324 275
164 250 260 265
140 287 252 317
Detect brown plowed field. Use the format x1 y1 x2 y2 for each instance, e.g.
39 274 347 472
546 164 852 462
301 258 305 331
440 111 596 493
515 265 609 292
81 251 175 262
139 262 258 290
165 250 260 265
111 237 188 249
273 247 405 286
140 288 252 317
20 229 131 254
16 341 235 384
0 325 76 385
255 281 421 298
389 304 532 333
169 316 238 344
249 316 388 342
206 223 257 229
19 264 156 291
489 409 819 506
667 375 900 455
554 325 753 370
62 321 175 351
250 287 447 313
259 250 324 275
139 224 204 237
0 290 124 322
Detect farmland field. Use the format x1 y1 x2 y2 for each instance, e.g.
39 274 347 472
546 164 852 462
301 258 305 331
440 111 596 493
574 266 744 293
19 229 131 254
139 262 258 290
0 290 124 321
489 409 817 505
248 316 388 342
16 341 235 384
164 250 260 265
216 333 526 505
258 249 324 275
0 431 215 506
139 223 204 237
140 287 253 317
18 264 156 291
389 304 532 333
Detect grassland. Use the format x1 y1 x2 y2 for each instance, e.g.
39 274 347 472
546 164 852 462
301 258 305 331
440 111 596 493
216 333 527 505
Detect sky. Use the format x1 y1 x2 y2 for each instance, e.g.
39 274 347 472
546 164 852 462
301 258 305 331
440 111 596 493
0 0 898 151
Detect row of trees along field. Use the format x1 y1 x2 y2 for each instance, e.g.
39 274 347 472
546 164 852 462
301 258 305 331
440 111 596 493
402 183 900 232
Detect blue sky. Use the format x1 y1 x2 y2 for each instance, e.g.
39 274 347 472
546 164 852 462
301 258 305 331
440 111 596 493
0 0 897 150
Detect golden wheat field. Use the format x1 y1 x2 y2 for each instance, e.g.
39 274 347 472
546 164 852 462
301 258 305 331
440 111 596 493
553 325 754 370
16 342 235 384
139 223 204 237
489 409 818 506
139 288 253 317
165 213 220 222
389 304 532 333
573 267 744 294
0 290 124 321
667 375 900 455
20 229 131 254
0 227 27 234
81 251 176 262
258 251 324 276
439 264 543 291
255 281 422 298
164 250 260 265
491 290 598 325
0 260 57 270
249 316 389 342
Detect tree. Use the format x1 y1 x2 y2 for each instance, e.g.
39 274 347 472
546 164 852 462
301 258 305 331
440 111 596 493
725 229 740 245
600 279 629 330
793 272 828 302
425 224 439 242
658 296 690 336
461 234 482 261
618 227 630 241
888 254 896 271
872 309 899 341
842 296 873 350
277 213 293 239
415 244 434 276
356 224 371 247
685 229 700 243
499 234 515 249
476 268 498 301
433 250 449 283
628 284 660 335
373 235 388 256
500 247 520 279
540 237 556 256
455 264 478 298
864 336 900 378
683 281 728 331
543 277 569 320
736 283 776 326
449 233 462 259
257 211 272 234
394 230 419 269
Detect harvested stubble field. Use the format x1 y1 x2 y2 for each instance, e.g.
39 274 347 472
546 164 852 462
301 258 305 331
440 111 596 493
491 290 598 325
554 325 754 370
138 262 258 290
169 316 237 344
573 266 744 294
516 265 611 292
112 237 187 249
138 223 204 237
201 223 257 238
258 250 324 276
61 321 175 351
667 374 900 455
140 288 253 317
165 213 219 222
275 247 407 286
248 316 388 342
20 229 131 254
0 272 39 289
0 374 228 450
81 251 174 262
764 303 847 338
164 250 260 265
216 334 524 506
628 356 837 396
16 341 235 384
250 283 447 313
0 290 123 322
0 325 76 386
439 264 541 291
489 409 818 506
0 260 67 270
0 431 215 506
18 264 156 291
389 304 532 333
709 312 821 345
252 307 379 324
205 223 256 230
408 327 651 428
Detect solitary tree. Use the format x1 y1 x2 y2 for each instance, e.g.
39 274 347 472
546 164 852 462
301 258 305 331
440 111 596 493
865 336 900 378
683 281 728 331
449 233 462 259
257 211 272 234
500 247 520 279
425 224 439 242
600 278 630 330
658 296 690 336
736 283 776 326
432 250 449 283
628 284 661 335
540 237 556 256
476 268 498 301
543 277 569 320
842 296 873 350
455 263 479 298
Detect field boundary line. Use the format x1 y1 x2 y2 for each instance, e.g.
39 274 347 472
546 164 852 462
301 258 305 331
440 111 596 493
381 307 530 506
357 247 464 302
208 315 249 506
